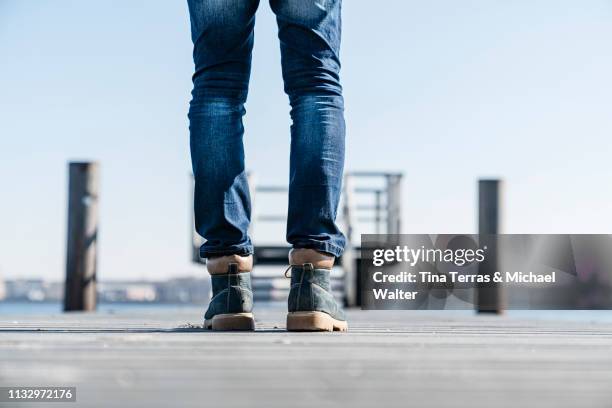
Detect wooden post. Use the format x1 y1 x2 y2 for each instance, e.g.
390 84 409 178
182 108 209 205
477 179 503 314
64 162 99 311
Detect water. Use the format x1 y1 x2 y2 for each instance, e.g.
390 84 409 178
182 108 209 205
2 301 612 323
0 301 200 315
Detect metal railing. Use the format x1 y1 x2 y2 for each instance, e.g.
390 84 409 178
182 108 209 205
190 171 404 306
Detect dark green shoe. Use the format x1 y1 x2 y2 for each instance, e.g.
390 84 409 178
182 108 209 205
286 263 348 332
204 264 254 331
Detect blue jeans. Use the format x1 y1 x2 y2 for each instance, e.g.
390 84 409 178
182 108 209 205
188 0 346 258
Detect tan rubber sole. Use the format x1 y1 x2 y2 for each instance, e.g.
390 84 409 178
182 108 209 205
286 311 348 332
204 313 255 331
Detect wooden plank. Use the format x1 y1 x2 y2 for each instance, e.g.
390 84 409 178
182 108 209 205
1 308 612 407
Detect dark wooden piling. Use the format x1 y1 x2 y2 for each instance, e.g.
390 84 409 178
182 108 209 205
477 179 504 314
64 162 99 311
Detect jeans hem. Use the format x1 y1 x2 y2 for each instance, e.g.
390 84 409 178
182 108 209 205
200 246 254 259
292 241 344 258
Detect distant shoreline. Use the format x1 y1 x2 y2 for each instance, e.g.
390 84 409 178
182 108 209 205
0 301 201 315
2 301 612 323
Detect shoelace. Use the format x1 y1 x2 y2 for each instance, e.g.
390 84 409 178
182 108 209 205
284 263 315 278
284 265 296 278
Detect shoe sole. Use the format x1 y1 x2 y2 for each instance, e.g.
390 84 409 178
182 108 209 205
204 313 255 331
286 311 348 332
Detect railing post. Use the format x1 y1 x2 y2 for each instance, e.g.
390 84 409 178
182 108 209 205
341 174 358 307
247 172 256 237
477 179 504 314
190 175 203 264
64 162 99 311
374 190 382 234
386 175 402 235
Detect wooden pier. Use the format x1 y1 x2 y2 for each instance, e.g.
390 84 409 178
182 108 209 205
1 307 612 407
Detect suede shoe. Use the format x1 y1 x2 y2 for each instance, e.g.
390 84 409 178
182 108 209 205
204 257 254 331
286 250 348 332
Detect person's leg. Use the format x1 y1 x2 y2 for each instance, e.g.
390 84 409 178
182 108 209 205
188 0 259 259
270 0 347 331
188 0 260 330
270 0 346 258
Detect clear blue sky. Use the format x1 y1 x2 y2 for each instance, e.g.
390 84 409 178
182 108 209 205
1 0 611 281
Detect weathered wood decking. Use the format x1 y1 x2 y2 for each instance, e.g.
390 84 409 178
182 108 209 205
1 307 612 407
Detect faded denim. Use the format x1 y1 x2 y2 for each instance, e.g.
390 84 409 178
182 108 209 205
188 0 346 258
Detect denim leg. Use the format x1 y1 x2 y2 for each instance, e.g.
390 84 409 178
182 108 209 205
270 0 346 257
187 0 260 258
